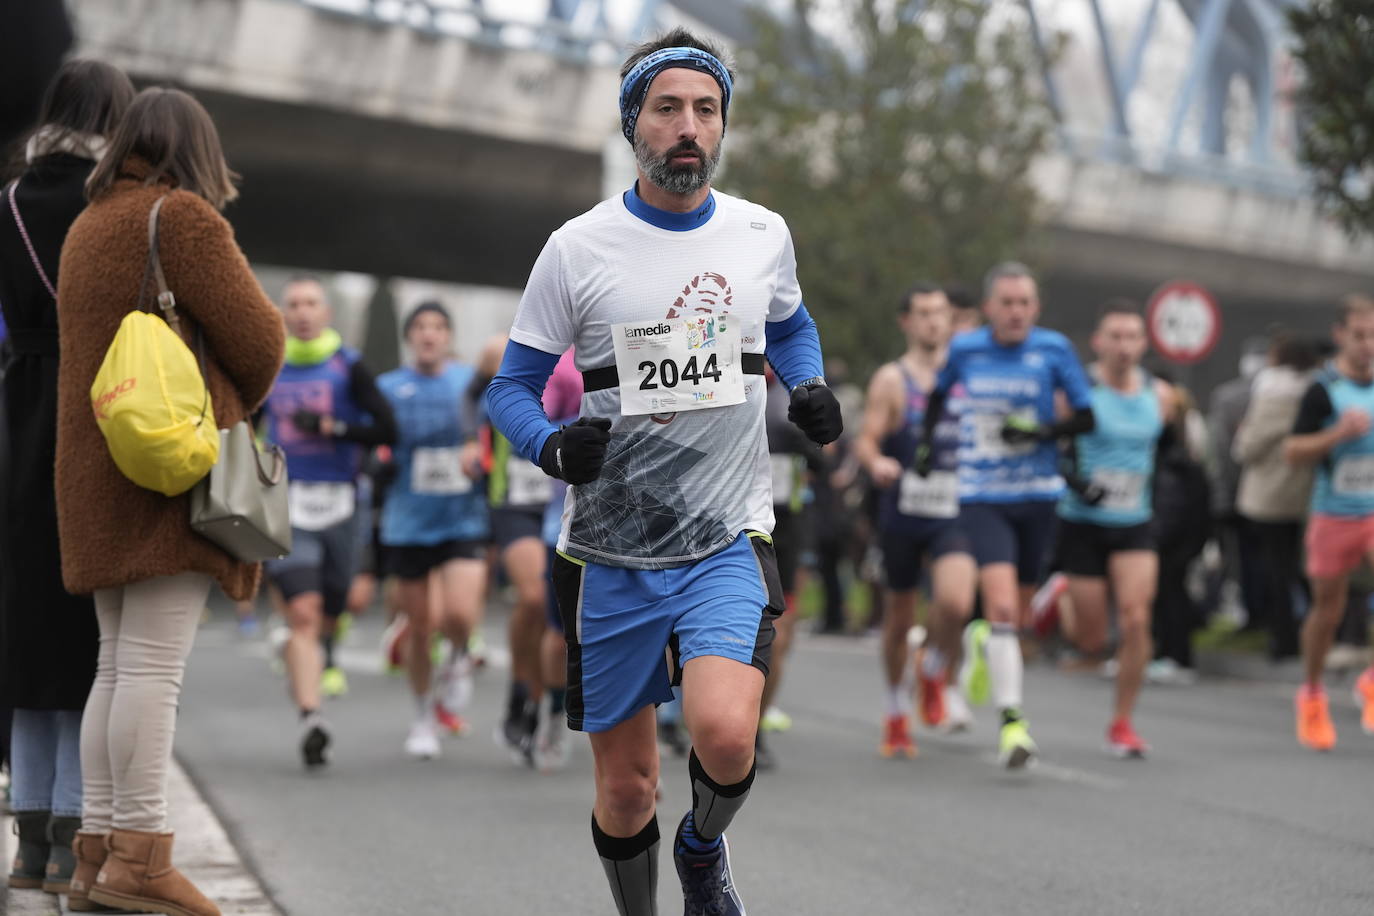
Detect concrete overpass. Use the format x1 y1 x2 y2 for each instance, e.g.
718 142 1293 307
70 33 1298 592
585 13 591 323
69 0 623 288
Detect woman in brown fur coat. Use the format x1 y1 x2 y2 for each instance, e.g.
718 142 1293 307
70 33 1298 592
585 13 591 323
54 87 284 916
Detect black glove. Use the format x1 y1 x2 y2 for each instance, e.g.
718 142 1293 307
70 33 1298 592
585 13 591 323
1000 414 1045 445
912 442 934 479
1064 472 1105 506
788 382 843 445
539 417 613 485
292 409 325 434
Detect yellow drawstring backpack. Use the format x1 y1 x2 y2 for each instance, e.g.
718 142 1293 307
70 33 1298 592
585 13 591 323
90 196 219 496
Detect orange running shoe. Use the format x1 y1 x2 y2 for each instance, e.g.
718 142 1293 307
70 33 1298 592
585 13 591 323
917 675 946 728
1106 718 1149 758
434 702 470 737
880 715 917 758
1354 667 1374 736
1295 687 1336 751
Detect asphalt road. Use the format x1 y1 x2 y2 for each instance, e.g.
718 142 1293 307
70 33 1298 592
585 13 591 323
175 602 1374 916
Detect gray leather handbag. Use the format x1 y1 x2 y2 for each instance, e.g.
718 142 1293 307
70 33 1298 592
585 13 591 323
190 421 292 561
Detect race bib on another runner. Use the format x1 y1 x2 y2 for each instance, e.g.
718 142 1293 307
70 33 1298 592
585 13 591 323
507 457 554 507
1090 468 1147 512
897 470 959 519
1333 454 1374 495
411 446 472 495
611 314 746 417
288 481 356 532
971 409 1038 459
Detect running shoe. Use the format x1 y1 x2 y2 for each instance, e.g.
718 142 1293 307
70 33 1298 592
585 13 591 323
1030 572 1067 638
1146 658 1197 686
1295 687 1336 751
959 620 991 707
941 687 974 733
760 706 792 733
917 674 946 728
434 702 471 737
301 714 331 770
320 666 348 698
439 652 475 713
237 615 261 639
674 817 745 916
404 720 442 760
494 701 538 767
1354 666 1374 736
1106 718 1148 759
381 617 408 675
998 717 1037 769
467 629 488 669
535 711 571 772
879 715 917 759
659 720 691 758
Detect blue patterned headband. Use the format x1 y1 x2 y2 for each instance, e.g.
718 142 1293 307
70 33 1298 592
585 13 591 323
619 46 733 145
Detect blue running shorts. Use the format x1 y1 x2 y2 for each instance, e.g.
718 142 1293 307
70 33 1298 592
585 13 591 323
551 531 785 733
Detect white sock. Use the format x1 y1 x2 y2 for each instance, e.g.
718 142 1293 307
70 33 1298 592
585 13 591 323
921 646 946 679
986 625 1023 711
886 682 910 718
414 690 433 722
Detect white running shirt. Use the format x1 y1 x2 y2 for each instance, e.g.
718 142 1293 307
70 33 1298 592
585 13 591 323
510 190 803 569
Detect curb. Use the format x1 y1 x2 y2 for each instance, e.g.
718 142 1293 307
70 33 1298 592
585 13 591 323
2 760 279 916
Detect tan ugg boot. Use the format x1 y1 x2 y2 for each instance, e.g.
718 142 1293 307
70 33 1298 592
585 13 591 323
67 831 119 912
88 829 220 916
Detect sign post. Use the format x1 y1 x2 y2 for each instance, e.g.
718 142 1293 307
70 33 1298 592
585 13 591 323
1146 281 1222 365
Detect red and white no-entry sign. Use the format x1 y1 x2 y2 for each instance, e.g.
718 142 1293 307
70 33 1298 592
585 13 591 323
1146 281 1221 364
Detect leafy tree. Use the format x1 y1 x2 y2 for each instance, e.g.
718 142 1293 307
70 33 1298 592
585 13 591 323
1288 0 1374 235
724 0 1056 371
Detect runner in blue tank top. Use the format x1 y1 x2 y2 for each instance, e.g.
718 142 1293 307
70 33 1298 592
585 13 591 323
1283 296 1374 751
1053 301 1172 758
377 301 491 760
915 262 1094 768
262 276 396 769
855 284 976 759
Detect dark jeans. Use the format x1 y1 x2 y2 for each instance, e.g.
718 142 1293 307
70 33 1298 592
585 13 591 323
1154 547 1201 668
816 535 847 633
1249 519 1304 659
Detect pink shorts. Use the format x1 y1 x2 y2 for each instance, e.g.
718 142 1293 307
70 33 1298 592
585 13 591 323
1305 513 1374 580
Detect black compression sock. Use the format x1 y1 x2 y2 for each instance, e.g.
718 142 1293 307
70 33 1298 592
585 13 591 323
592 813 659 916
549 687 567 717
321 634 336 669
688 749 756 843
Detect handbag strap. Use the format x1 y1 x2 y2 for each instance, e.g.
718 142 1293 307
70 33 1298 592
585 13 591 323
6 181 58 300
136 195 212 428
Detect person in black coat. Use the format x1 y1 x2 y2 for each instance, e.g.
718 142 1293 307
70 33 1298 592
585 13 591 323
0 59 134 894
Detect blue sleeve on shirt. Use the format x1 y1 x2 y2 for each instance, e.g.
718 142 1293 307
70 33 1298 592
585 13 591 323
935 334 969 395
765 302 825 390
1050 333 1093 410
485 341 561 464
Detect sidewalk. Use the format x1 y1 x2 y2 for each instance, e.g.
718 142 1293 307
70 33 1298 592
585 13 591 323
2 759 279 916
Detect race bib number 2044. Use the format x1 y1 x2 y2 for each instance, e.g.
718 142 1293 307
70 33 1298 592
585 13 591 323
611 315 747 417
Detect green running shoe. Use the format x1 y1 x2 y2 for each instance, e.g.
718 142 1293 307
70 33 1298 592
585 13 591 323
320 666 349 698
761 706 793 733
998 717 1037 769
960 620 991 707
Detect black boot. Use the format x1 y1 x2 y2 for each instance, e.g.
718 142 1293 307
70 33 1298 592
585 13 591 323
8 809 51 889
44 815 81 894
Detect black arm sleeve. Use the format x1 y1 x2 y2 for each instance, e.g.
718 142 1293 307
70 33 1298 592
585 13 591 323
338 360 398 447
1292 381 1334 435
1047 406 1095 439
920 387 949 446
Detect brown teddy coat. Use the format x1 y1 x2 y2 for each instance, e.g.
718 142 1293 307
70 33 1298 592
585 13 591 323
55 157 285 600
